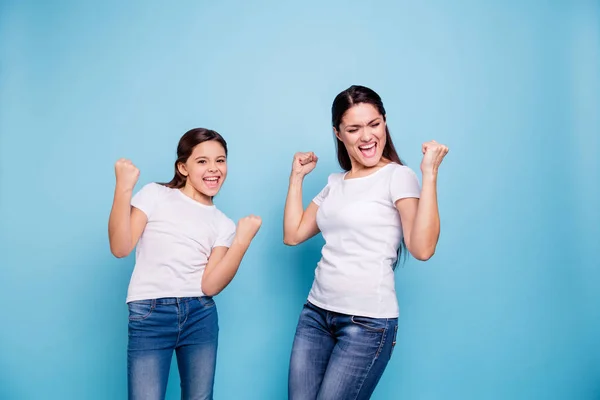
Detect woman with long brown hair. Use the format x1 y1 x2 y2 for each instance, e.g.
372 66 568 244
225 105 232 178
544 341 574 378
284 85 449 399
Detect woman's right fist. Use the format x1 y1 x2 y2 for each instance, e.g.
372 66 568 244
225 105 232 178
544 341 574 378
291 152 318 177
114 158 140 191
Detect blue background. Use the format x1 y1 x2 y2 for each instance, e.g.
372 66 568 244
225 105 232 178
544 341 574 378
1 1 599 399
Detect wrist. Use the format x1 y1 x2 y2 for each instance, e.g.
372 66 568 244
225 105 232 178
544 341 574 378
421 170 438 183
115 185 134 195
232 235 251 248
289 173 305 185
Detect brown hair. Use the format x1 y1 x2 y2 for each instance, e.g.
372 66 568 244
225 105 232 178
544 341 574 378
161 128 228 189
331 85 408 266
331 85 404 171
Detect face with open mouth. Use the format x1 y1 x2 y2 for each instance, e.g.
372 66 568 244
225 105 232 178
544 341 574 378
335 103 387 169
178 140 227 204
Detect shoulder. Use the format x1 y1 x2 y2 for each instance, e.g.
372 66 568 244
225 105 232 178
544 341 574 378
326 171 345 185
133 182 164 201
387 163 419 180
132 183 179 206
213 208 236 230
131 183 173 216
387 163 421 200
136 182 171 195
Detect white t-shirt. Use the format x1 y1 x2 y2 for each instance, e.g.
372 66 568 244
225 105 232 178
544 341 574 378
307 163 421 318
126 183 236 303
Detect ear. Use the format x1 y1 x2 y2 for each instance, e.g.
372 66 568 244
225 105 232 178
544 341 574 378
333 127 342 141
177 162 188 177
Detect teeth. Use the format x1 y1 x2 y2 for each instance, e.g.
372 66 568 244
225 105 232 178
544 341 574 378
360 143 376 150
204 177 218 181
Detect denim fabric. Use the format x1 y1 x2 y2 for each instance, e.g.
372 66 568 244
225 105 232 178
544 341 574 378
289 301 398 400
127 296 218 400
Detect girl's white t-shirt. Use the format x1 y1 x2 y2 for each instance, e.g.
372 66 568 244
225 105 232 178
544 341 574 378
126 183 236 303
307 163 421 318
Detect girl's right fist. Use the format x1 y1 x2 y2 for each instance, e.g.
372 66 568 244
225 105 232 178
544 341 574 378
291 152 318 177
236 215 262 245
114 158 140 191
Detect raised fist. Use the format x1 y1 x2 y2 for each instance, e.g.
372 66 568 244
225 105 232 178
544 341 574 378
114 158 140 191
291 152 318 177
235 215 262 245
420 141 449 176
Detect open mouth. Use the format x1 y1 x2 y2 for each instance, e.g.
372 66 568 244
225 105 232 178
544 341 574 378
358 142 377 158
203 176 220 189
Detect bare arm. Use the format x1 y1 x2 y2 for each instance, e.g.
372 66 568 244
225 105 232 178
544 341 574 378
108 193 147 257
201 216 262 296
396 141 448 261
283 174 320 246
283 151 321 246
108 159 147 258
396 175 439 260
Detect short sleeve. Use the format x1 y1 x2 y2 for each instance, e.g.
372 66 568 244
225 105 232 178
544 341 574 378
390 166 421 203
214 217 236 248
131 183 163 218
312 173 341 206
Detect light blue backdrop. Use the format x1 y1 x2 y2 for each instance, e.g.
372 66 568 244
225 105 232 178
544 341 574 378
1 1 599 399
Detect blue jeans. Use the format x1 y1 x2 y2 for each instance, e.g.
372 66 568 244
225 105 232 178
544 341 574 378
127 297 218 400
289 301 399 400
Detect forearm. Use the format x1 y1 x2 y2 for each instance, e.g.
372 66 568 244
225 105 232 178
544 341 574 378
108 187 133 257
283 175 304 244
409 174 440 260
202 238 251 296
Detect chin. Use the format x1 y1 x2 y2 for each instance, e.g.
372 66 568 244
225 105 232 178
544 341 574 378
203 188 220 197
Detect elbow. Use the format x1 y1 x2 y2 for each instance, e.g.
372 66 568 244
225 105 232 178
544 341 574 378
111 250 129 259
407 237 437 261
110 244 131 259
414 252 434 261
283 233 299 246
201 282 220 297
411 247 435 261
283 236 299 246
109 235 132 258
203 288 219 297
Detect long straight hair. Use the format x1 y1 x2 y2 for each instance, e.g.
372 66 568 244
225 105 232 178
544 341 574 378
331 85 404 171
331 85 408 267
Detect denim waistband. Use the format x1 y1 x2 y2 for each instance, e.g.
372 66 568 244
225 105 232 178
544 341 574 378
131 297 210 305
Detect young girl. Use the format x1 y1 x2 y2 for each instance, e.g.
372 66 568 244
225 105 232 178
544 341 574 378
108 128 261 400
284 85 449 399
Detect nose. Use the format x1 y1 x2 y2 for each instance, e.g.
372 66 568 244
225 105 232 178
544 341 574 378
360 130 372 142
208 163 218 172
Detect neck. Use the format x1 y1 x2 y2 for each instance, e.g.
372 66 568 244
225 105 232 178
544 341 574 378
347 157 390 178
180 183 213 206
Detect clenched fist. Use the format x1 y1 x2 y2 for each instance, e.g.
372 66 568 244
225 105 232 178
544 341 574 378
291 152 318 177
235 215 262 245
420 141 449 176
114 158 140 191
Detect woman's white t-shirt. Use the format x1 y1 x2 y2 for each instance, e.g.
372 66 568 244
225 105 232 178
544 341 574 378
126 183 236 303
307 163 421 318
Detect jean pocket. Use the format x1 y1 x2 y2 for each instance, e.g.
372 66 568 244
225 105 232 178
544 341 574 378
198 296 216 308
128 300 155 321
350 315 386 333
